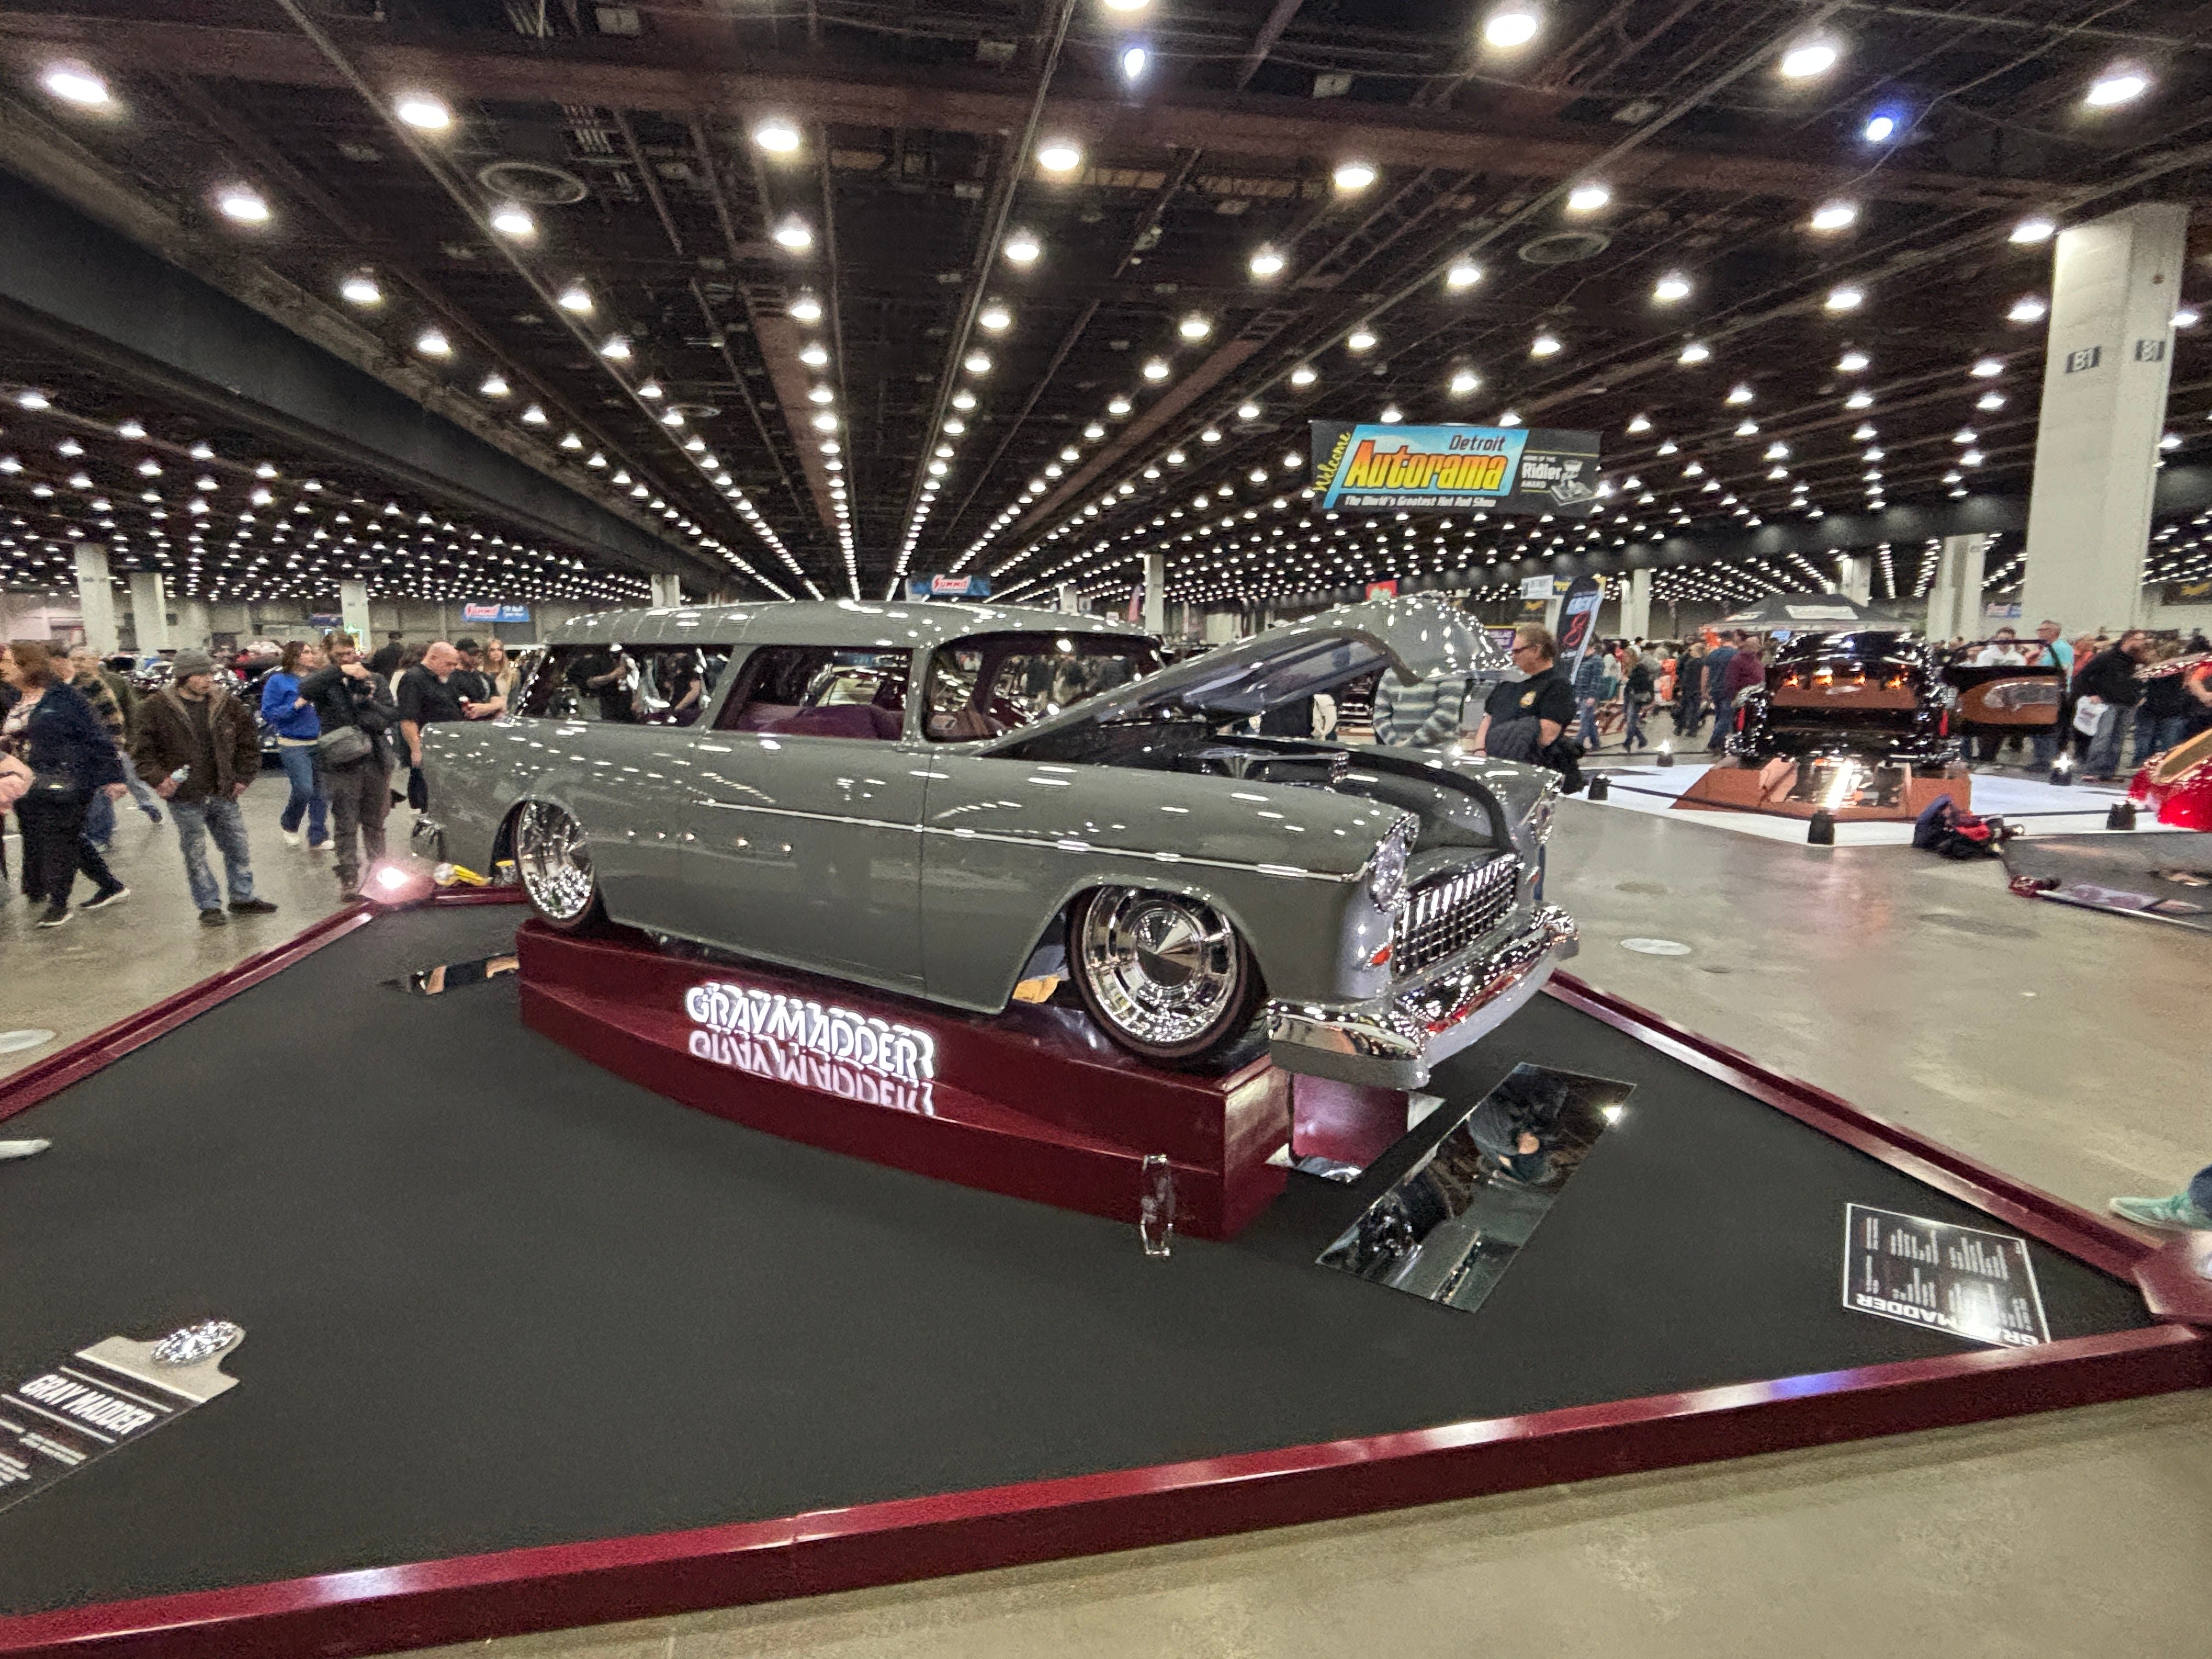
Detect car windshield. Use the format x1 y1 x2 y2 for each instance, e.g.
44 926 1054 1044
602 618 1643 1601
924 631 1161 742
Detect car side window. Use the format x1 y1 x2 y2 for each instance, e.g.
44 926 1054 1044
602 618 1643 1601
716 645 910 741
623 646 727 727
523 645 636 722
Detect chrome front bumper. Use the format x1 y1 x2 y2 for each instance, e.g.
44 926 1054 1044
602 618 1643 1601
1265 904 1578 1091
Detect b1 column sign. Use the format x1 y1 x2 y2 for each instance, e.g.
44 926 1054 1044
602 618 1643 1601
0 1322 244 1513
1311 422 1602 517
1843 1205 2049 1348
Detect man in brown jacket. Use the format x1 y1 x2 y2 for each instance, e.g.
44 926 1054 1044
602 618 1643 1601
131 649 278 926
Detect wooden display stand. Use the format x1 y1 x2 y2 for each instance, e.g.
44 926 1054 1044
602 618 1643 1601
1674 756 1972 821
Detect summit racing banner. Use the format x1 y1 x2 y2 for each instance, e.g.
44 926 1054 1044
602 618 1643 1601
1311 421 1602 516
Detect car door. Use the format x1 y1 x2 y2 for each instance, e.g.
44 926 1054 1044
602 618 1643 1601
678 644 929 991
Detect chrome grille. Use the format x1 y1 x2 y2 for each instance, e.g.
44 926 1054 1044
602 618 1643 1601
1392 856 1521 977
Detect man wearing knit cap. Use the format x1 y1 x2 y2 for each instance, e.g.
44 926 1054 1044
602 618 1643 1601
132 649 278 927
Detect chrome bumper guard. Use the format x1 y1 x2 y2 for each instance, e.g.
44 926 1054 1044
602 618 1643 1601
1265 905 1579 1091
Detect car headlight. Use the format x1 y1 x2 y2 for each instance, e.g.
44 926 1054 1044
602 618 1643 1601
1367 816 1415 911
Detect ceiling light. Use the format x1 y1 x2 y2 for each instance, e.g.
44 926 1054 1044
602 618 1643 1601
1003 231 1041 264
1653 273 1691 303
339 273 382 306
2010 216 2056 245
1289 365 1317 387
1531 334 1561 357
479 373 510 397
1249 246 1285 279
1977 391 2006 410
809 386 835 406
1178 314 1212 341
522 403 548 424
1844 390 1873 409
1119 45 1149 83
1678 341 1711 364
1971 357 2005 377
980 302 1012 331
1837 350 1870 372
560 432 583 449
1565 182 1610 212
116 420 145 439
1037 139 1084 174
752 118 802 154
1825 285 1863 311
1483 4 1541 48
952 391 978 410
1726 383 1754 404
396 95 450 131
1445 260 1482 290
414 328 451 357
2175 307 2201 329
2008 295 2048 323
1779 40 1839 79
41 61 110 108
1333 160 1378 192
1862 111 1900 143
772 217 814 251
1498 411 1522 426
1450 369 1481 395
1379 405 1403 424
489 202 535 239
217 187 269 224
1346 328 1377 353
555 283 593 315
1626 413 1650 433
2085 69 2148 108
798 343 830 368
1809 200 1858 231
964 351 992 374
637 380 663 399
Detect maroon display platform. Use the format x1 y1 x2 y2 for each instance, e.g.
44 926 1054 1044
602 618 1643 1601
515 921 1295 1240
0 894 2205 1659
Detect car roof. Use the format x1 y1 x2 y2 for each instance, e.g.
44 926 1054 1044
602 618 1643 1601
547 598 1150 652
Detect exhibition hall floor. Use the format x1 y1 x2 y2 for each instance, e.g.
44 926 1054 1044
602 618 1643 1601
3 797 2208 1658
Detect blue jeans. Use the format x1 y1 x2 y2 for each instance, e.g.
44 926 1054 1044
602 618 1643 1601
1576 697 1600 747
2134 713 2188 768
2031 729 2061 770
2083 706 2132 778
276 744 329 841
170 795 256 911
122 757 162 816
83 786 115 848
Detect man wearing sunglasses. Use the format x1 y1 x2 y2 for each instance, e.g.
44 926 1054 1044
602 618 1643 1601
1468 625 1575 761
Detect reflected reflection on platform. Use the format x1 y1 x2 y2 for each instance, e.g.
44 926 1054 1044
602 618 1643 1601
1317 1064 1632 1313
387 956 521 996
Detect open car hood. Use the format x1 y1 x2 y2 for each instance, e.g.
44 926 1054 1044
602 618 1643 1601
988 595 1503 746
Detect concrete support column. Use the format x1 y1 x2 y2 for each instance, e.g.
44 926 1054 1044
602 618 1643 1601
2023 203 2187 635
127 571 171 654
1836 555 1872 604
73 543 117 655
1925 534 1987 644
1057 582 1080 613
174 599 212 651
1142 552 1165 636
1620 569 1653 640
649 573 682 608
339 579 372 645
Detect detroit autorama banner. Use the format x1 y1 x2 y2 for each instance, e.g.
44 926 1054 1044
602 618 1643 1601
1311 421 1602 517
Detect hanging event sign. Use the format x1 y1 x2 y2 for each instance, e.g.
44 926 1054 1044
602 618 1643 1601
1 1322 245 1514
907 574 991 601
1311 422 1602 516
461 602 531 624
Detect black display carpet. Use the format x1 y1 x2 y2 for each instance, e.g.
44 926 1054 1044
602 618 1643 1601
0 905 2151 1617
2003 830 2212 932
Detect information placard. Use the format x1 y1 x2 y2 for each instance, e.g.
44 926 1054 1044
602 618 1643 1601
1843 1205 2047 1347
1311 421 1601 516
0 1325 244 1514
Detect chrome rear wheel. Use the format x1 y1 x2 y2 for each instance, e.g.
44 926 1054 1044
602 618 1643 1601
515 800 602 930
1070 887 1263 1069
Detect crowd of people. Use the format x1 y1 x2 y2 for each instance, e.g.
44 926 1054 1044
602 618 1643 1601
0 631 514 930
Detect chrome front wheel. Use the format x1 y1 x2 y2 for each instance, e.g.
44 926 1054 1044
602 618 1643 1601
515 800 603 932
1070 887 1263 1070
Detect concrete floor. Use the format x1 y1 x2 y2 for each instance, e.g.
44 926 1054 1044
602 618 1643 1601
7 791 2209 1654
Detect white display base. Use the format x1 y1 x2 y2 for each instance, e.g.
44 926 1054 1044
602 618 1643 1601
1584 761 2132 846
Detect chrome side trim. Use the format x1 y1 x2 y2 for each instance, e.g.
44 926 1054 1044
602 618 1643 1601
695 798 1362 884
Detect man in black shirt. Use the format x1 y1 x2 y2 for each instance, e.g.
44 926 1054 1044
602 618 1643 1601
395 641 478 810
2075 629 2151 779
449 637 505 715
1470 625 1575 761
